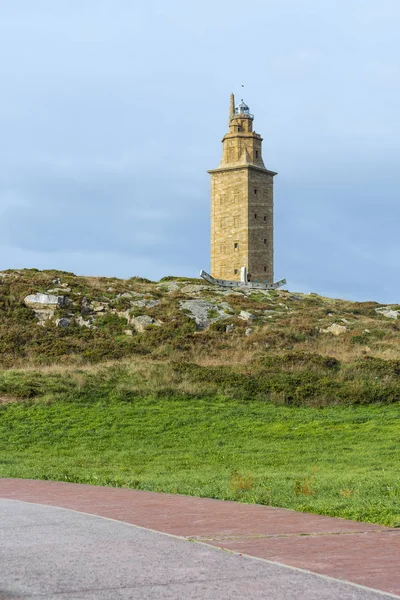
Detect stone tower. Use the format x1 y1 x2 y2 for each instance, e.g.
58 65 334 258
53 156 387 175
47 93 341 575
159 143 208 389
208 93 277 283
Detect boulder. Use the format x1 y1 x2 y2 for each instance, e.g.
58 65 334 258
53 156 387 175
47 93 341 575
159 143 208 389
321 323 347 336
24 293 69 326
56 318 70 328
131 298 160 309
35 310 56 326
179 299 232 329
81 298 92 315
225 323 235 333
156 281 181 292
375 307 399 320
245 328 253 336
131 315 161 332
24 293 67 310
180 284 209 294
91 301 109 313
238 310 256 321
117 291 143 299
76 315 94 329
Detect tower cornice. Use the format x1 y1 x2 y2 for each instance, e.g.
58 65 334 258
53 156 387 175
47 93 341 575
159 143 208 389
208 164 277 176
222 132 263 142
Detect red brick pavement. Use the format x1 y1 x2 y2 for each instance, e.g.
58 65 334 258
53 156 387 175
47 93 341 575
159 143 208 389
1 478 399 596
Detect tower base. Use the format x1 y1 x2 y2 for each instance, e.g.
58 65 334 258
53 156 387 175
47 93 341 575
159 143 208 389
200 270 286 291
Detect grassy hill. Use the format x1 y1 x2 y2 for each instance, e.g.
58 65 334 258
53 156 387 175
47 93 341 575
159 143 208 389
0 268 399 526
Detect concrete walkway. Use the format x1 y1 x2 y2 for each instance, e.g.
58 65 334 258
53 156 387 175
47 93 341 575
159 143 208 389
1 479 399 598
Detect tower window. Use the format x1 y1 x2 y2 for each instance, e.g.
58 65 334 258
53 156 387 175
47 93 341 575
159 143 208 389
254 188 257 195
254 213 257 219
255 150 259 158
234 269 238 275
264 216 267 222
237 126 242 132
264 238 267 244
234 242 238 250
264 266 267 272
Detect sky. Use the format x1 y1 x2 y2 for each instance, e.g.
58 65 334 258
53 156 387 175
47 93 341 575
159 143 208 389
0 0 399 302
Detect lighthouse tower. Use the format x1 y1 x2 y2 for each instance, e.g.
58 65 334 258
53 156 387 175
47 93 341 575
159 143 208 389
208 94 277 283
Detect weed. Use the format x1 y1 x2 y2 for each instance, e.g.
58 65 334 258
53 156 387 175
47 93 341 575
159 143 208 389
230 471 253 493
294 468 318 496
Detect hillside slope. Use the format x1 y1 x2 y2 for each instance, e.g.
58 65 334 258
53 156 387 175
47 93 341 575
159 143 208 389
0 268 399 406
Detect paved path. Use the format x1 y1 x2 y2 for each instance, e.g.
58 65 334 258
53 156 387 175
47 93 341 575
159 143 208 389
0 500 396 600
1 479 399 598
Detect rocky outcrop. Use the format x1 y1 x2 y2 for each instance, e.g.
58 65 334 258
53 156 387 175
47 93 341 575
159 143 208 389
321 323 347 336
375 307 399 320
24 293 67 310
131 299 160 309
238 310 256 321
131 315 161 332
55 318 71 328
24 293 69 326
180 284 209 294
180 299 232 329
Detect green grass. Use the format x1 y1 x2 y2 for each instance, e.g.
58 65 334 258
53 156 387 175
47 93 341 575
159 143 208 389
1 393 399 527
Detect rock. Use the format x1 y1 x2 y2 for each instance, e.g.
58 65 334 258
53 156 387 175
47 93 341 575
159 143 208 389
321 323 347 336
241 289 271 297
218 301 234 313
225 323 235 333
131 315 161 332
131 298 160 309
24 293 67 310
289 294 303 300
245 328 253 336
179 299 231 329
35 310 56 326
117 291 143 299
156 281 181 292
340 318 350 324
76 315 94 329
91 301 109 313
52 278 61 285
238 310 256 321
55 318 70 328
81 298 92 315
47 287 72 294
213 290 244 297
180 284 209 294
364 329 370 333
123 329 133 336
375 307 399 320
24 293 69 326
